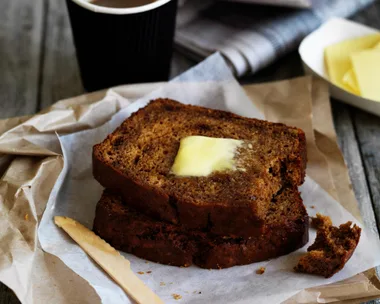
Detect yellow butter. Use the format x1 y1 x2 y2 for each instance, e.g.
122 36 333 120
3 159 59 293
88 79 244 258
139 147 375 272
342 41 380 95
171 136 243 177
342 69 360 95
374 41 380 49
351 49 380 102
325 34 380 93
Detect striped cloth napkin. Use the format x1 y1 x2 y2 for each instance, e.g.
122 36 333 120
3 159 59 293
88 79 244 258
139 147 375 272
228 0 312 8
176 0 375 76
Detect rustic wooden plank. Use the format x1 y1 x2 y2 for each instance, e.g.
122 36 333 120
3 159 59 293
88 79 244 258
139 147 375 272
332 102 379 234
342 8 380 299
332 101 380 304
352 110 380 229
38 0 84 109
347 0 380 233
0 0 44 118
0 0 44 301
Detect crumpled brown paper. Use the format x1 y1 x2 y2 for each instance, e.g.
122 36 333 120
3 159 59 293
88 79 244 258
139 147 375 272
245 77 362 220
0 77 378 304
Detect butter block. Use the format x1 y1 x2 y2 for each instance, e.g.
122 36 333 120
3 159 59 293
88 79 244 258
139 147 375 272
342 41 380 95
171 136 243 177
374 41 380 49
351 49 380 102
342 69 360 95
325 34 380 93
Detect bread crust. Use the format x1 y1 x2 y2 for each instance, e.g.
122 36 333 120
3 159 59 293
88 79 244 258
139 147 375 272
295 217 361 278
93 188 309 269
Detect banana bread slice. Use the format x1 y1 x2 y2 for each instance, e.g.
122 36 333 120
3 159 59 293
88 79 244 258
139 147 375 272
295 215 361 278
93 98 307 237
93 186 309 269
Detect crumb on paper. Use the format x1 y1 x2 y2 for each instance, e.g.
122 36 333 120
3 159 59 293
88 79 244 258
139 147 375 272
256 267 265 275
24 214 29 221
146 271 152 274
311 213 332 229
198 292 201 294
310 205 315 209
137 271 144 275
160 282 166 286
169 282 173 285
172 294 182 300
145 261 149 264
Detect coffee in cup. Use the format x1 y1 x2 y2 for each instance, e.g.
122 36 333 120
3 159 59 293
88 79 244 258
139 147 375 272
90 0 156 8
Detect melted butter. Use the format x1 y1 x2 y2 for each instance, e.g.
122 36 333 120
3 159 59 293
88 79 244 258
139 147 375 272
171 136 244 177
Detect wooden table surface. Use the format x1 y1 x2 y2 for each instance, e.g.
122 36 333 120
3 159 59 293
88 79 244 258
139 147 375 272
1 1 380 303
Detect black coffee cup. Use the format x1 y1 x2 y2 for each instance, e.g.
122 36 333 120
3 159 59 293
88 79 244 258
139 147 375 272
66 0 178 91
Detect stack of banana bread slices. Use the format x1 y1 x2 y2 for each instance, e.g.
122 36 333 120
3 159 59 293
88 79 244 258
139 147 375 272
92 98 309 269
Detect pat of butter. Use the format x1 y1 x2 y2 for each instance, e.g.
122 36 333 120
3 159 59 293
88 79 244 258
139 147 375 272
325 34 380 93
351 49 380 102
171 136 243 177
342 69 360 95
342 42 380 95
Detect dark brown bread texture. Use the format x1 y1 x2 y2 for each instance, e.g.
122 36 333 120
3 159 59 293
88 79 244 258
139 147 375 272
93 187 309 269
295 214 361 278
311 213 333 229
93 98 307 237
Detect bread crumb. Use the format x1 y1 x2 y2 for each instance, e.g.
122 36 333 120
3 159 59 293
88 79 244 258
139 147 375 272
146 271 152 274
198 292 201 294
256 267 265 275
169 282 173 285
137 271 144 275
311 213 332 229
172 294 182 300
24 214 29 221
145 261 149 264
160 282 166 286
295 218 361 278
310 205 315 209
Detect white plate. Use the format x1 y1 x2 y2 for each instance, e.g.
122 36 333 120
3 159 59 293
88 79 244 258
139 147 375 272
299 18 380 116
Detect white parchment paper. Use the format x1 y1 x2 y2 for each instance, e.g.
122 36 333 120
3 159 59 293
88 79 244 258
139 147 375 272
38 54 380 304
